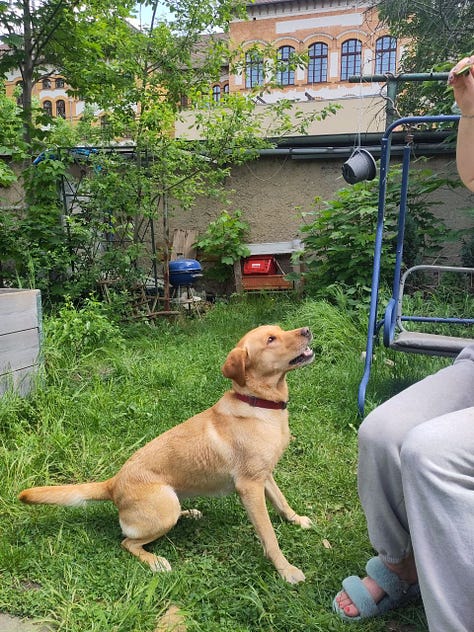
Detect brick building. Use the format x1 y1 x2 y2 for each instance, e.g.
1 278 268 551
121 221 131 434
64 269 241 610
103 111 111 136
3 1 400 134
178 0 402 139
227 0 399 104
3 60 84 124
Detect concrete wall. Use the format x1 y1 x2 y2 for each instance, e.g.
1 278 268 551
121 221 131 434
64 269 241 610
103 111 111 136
169 153 474 262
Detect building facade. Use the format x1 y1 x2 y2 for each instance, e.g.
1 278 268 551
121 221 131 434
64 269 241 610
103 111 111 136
227 0 401 104
4 64 85 124
179 0 403 139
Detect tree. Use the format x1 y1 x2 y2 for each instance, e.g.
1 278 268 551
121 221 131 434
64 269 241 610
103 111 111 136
64 2 338 309
0 0 136 147
374 0 474 115
0 0 339 308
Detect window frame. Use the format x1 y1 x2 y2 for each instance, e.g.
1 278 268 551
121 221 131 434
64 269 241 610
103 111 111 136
245 50 264 89
43 100 53 116
341 38 362 80
56 99 66 118
375 35 397 75
212 84 221 102
308 42 328 83
276 45 295 86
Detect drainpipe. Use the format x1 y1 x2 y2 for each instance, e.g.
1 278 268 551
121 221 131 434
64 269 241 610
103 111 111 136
349 73 450 128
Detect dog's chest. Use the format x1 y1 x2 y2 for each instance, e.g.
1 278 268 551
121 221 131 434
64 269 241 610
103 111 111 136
235 417 290 473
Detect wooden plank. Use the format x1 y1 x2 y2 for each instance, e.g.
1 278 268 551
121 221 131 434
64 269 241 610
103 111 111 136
0 329 41 373
0 365 38 397
171 229 197 260
242 275 293 291
245 240 303 256
234 260 243 293
0 289 41 336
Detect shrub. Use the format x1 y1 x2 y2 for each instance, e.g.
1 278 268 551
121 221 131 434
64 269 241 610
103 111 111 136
298 159 460 307
44 296 125 362
194 210 251 282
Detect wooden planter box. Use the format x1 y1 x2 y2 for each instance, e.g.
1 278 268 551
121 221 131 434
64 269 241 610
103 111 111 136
241 275 294 291
0 289 43 396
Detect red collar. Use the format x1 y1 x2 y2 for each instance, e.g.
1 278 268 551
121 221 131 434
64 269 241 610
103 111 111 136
234 392 288 410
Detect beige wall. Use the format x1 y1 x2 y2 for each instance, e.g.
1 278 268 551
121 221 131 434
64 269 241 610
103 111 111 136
176 95 388 140
169 153 474 262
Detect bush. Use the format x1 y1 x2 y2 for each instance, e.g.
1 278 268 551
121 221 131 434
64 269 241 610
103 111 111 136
194 209 251 282
298 159 460 307
44 296 125 362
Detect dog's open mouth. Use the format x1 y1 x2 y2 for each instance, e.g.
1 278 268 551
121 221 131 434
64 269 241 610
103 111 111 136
289 347 315 366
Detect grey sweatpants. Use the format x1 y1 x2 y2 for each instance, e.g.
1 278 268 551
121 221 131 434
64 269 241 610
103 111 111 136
358 344 474 632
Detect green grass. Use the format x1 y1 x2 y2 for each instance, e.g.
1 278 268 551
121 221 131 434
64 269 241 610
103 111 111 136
0 295 449 631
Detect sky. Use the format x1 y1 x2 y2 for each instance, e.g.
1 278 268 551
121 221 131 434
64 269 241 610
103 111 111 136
130 2 171 30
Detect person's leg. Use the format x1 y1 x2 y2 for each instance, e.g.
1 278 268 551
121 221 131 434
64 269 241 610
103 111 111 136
401 407 474 632
359 349 474 564
335 346 474 619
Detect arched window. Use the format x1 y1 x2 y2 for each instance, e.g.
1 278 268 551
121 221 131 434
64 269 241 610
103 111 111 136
277 45 295 86
375 36 397 74
308 42 328 83
212 84 221 102
42 78 51 89
43 100 53 116
55 77 65 89
15 81 23 106
56 99 66 118
223 83 229 94
341 39 362 80
245 50 263 89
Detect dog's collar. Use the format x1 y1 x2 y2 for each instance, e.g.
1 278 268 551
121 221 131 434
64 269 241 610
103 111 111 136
234 392 288 410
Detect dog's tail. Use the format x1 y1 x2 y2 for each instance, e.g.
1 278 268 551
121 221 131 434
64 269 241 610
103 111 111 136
19 480 112 507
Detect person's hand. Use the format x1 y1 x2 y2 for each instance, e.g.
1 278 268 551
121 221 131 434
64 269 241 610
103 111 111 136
448 55 474 117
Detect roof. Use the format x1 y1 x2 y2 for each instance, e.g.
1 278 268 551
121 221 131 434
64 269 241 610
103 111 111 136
247 0 370 6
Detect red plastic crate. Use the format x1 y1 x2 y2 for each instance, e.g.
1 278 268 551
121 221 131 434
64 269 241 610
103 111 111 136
243 256 277 275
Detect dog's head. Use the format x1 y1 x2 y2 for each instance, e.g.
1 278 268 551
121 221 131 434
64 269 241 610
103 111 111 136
222 325 314 388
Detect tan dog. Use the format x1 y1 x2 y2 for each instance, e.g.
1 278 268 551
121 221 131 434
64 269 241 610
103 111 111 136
19 325 314 583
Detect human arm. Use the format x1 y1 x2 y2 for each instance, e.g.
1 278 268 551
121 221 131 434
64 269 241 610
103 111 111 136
448 55 474 192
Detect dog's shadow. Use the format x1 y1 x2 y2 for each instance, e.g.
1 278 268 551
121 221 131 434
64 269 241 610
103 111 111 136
19 495 253 561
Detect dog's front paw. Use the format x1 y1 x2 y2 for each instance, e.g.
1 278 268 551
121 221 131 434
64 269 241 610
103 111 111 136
150 555 172 573
279 564 306 584
291 514 313 529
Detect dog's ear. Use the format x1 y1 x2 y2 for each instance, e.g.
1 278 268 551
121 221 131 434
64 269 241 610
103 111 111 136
222 347 247 387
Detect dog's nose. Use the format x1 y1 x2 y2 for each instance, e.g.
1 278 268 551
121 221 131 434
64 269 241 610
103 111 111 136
300 327 311 339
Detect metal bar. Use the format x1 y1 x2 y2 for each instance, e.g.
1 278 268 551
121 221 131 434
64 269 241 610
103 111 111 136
357 114 461 416
349 73 450 83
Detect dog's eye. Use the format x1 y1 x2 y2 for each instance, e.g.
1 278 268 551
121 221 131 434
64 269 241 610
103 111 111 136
267 335 276 344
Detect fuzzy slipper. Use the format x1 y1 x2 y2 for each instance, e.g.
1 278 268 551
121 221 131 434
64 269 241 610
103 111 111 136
332 556 421 622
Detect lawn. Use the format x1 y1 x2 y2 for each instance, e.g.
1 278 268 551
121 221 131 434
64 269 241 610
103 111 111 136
0 295 450 631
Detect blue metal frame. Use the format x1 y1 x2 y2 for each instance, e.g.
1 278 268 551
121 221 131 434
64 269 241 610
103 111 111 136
357 114 463 416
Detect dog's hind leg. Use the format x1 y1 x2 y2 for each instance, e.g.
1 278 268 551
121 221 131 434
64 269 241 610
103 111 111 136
180 508 202 520
118 483 181 572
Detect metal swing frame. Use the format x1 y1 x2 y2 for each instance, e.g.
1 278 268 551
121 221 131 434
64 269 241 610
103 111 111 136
358 114 474 415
